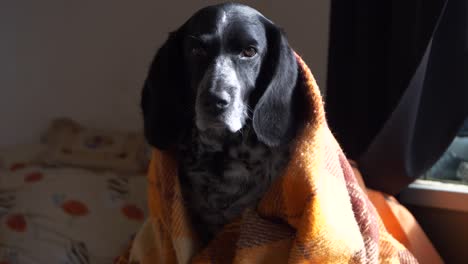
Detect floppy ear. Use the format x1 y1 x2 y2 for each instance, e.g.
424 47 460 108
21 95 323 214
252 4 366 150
141 29 191 150
252 22 299 147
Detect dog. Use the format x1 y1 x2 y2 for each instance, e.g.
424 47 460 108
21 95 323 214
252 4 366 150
141 3 307 243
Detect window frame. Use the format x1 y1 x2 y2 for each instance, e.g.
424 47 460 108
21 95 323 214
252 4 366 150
399 179 468 212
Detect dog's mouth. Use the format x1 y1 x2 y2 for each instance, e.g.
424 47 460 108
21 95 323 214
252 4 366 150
194 118 248 151
196 116 227 130
195 99 248 134
195 112 245 133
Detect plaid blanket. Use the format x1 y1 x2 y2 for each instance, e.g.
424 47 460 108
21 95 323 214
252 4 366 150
117 55 417 264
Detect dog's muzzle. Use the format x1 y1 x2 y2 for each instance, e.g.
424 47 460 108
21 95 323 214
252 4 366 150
195 58 247 133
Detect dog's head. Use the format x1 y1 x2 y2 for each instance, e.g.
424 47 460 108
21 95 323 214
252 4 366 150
142 3 303 149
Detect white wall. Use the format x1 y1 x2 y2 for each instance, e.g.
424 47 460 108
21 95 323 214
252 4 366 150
0 0 330 147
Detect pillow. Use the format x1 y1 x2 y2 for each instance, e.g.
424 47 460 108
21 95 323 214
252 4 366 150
39 118 149 173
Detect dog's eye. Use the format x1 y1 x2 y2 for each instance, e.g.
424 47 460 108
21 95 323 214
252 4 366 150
191 47 207 57
241 47 257 58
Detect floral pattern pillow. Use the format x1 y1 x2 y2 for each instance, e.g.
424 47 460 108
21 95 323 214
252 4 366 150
0 161 147 264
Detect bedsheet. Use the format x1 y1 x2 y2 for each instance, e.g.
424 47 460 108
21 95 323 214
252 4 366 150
0 145 147 264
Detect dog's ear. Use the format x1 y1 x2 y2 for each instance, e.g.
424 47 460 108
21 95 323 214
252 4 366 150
252 21 299 147
141 28 191 150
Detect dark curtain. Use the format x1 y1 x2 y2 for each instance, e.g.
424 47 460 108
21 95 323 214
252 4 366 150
325 0 468 194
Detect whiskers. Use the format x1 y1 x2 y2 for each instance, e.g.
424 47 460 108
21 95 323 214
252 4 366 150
237 126 245 136
246 105 254 119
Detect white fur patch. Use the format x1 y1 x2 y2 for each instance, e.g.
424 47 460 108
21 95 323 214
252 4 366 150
220 11 227 24
195 57 247 133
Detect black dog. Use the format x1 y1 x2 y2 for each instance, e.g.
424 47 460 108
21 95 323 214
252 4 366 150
141 3 307 242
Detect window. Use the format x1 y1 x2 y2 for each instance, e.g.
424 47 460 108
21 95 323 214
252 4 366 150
400 118 468 212
422 118 468 185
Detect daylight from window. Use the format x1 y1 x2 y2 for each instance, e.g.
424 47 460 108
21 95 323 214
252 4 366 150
423 118 468 185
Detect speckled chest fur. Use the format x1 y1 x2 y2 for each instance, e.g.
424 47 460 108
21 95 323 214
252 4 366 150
176 124 290 241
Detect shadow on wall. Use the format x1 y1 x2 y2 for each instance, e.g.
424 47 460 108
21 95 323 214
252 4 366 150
0 0 330 146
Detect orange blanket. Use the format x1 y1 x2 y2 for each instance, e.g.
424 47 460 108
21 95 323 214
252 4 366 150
118 55 417 263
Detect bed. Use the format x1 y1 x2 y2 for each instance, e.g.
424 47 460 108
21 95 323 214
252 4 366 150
0 119 149 264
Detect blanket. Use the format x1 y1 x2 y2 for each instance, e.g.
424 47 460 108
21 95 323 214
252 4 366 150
117 55 417 263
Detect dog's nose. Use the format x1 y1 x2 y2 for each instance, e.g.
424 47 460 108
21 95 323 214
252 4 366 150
203 91 232 113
